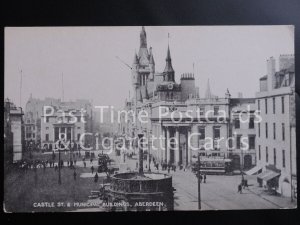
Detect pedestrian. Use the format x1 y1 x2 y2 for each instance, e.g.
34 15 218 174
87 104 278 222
67 161 70 167
204 174 206 183
84 161 86 168
74 159 77 165
167 166 170 173
94 173 98 183
90 158 93 164
91 166 94 174
199 174 203 183
244 179 248 189
238 184 242 194
73 170 77 181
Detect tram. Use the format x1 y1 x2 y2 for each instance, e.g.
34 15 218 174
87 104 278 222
192 157 233 175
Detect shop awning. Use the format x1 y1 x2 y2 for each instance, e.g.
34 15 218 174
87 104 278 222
245 165 263 175
257 170 280 181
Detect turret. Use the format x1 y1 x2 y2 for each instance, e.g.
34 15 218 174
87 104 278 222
149 47 155 80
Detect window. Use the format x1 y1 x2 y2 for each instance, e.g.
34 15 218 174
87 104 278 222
77 127 81 130
213 127 220 139
198 127 205 140
265 122 268 138
249 117 254 129
258 145 261 160
273 123 276 140
67 127 71 140
281 96 285 114
32 133 35 138
258 100 260 111
46 117 50 123
199 107 205 116
274 148 276 166
54 127 59 141
45 134 49 141
249 136 255 149
282 150 286 168
236 135 241 149
272 97 275 114
77 133 81 141
213 106 219 116
265 99 268 114
258 123 261 137
266 147 268 163
282 123 285 141
234 118 240 129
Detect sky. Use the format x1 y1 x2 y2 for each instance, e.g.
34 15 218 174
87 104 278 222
5 26 294 109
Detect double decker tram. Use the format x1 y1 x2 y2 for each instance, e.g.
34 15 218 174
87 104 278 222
192 151 233 175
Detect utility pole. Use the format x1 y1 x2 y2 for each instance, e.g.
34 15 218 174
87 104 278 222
19 69 22 107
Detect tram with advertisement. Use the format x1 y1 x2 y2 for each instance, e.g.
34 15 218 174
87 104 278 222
192 153 233 175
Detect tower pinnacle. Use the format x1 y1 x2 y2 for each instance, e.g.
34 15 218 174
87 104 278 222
140 26 147 48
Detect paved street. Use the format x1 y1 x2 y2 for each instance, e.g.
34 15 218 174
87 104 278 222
36 151 296 211
106 152 296 210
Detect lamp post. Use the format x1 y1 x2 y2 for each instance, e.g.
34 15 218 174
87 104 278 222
241 149 244 185
58 140 62 185
197 152 201 210
148 129 152 172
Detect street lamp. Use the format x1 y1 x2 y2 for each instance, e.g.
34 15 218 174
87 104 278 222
57 140 62 185
148 129 152 172
197 152 201 210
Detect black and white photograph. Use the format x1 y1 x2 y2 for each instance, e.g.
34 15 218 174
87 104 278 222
3 25 297 212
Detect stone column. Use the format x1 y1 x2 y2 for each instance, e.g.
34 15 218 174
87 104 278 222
191 125 198 156
161 126 165 162
187 128 191 165
166 127 170 163
175 127 180 165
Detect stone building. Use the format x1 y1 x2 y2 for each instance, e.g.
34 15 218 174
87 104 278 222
4 99 24 162
40 107 89 151
255 55 296 198
24 96 93 148
119 27 257 170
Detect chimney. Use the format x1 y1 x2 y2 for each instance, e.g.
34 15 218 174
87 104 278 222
267 57 276 91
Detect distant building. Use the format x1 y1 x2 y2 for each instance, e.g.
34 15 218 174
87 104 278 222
256 55 296 198
40 107 89 151
24 96 93 149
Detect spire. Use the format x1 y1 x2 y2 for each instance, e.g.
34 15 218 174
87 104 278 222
140 26 147 48
163 45 174 74
133 52 139 64
205 79 213 99
149 47 155 64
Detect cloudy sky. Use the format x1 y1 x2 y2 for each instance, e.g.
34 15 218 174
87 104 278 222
5 26 294 109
